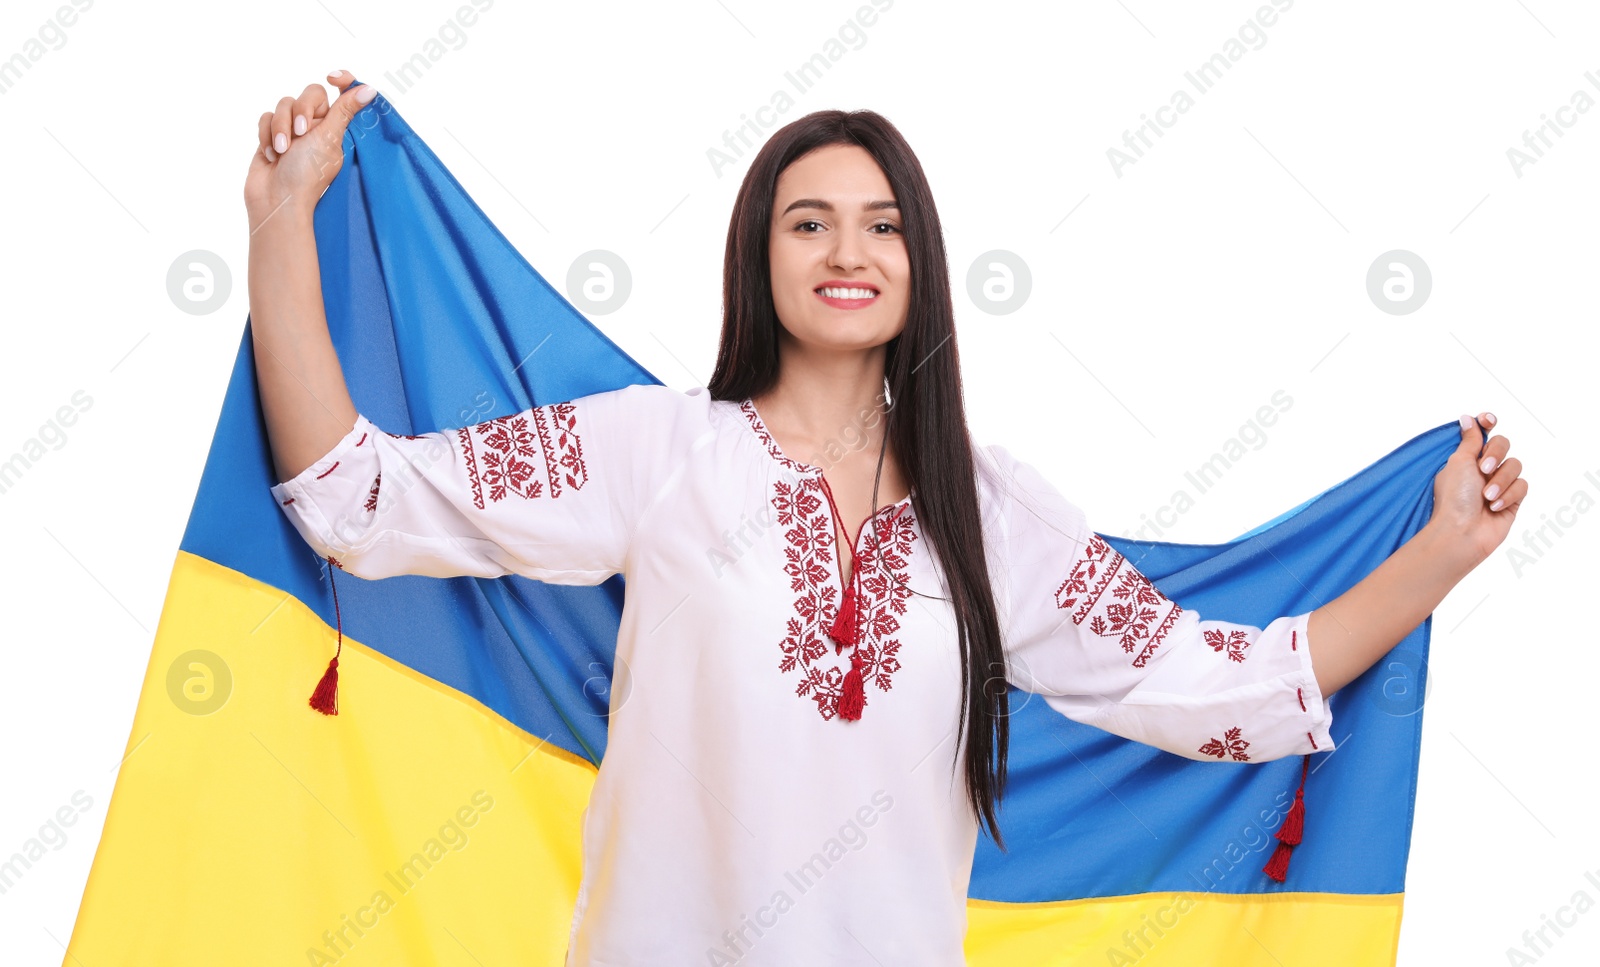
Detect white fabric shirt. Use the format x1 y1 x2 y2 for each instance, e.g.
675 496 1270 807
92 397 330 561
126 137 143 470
269 383 1335 966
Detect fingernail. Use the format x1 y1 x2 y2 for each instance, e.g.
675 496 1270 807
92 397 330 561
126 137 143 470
356 84 378 104
329 70 344 79
1490 498 1505 512
1485 483 1501 501
1484 412 1496 425
274 132 287 154
294 114 306 136
1459 414 1473 430
264 145 276 163
1480 456 1497 473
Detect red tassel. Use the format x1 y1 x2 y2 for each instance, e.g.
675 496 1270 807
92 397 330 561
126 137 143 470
837 655 866 721
1276 787 1305 846
1263 841 1293 882
309 657 340 715
309 555 345 716
827 581 860 652
1261 753 1310 881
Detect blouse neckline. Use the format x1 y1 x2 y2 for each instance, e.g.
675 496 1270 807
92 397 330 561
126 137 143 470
736 397 915 517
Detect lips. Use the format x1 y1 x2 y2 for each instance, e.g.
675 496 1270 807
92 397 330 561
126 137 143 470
814 276 879 301
814 285 879 309
814 279 879 295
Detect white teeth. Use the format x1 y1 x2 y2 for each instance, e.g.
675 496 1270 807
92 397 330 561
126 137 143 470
817 287 877 299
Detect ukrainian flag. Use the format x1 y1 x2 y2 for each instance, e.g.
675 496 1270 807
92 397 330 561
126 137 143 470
63 82 1444 965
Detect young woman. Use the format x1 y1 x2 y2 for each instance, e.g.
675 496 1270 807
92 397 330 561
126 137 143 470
246 70 1528 965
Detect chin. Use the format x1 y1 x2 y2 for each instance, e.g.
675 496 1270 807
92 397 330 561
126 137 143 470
815 331 899 352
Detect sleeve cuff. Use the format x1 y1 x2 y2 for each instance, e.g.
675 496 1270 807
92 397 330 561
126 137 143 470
267 413 377 556
1289 610 1336 754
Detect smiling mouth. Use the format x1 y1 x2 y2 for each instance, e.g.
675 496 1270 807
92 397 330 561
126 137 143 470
814 286 879 300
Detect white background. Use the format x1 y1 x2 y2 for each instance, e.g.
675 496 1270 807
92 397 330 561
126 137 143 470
0 1 1594 964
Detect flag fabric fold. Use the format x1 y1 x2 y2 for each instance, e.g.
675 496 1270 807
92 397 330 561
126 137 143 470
65 84 1444 966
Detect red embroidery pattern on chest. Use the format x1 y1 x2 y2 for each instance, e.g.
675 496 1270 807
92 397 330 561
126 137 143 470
1054 533 1184 667
1199 725 1251 761
740 401 917 722
456 402 587 509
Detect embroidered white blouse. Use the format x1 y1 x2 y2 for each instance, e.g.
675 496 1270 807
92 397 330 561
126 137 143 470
268 383 1335 966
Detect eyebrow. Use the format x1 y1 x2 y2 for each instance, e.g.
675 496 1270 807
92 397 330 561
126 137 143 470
779 198 900 216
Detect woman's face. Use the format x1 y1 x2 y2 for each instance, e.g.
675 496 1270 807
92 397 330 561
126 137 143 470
768 143 910 354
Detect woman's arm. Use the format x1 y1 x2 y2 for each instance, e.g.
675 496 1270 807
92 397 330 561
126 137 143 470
244 70 377 482
983 444 1333 763
1307 411 1527 696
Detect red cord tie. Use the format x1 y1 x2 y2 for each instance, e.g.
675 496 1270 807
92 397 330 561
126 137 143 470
1263 752 1310 882
827 551 867 720
308 554 344 715
816 479 911 723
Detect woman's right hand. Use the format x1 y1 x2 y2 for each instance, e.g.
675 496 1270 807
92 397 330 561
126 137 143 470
244 70 378 231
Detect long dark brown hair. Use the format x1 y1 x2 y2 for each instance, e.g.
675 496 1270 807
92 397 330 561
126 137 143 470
705 109 1013 850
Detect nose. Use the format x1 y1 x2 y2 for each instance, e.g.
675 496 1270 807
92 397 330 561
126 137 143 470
828 230 867 273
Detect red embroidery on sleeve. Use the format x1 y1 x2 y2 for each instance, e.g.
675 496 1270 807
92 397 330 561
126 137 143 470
281 497 295 506
1054 534 1184 667
1291 629 1298 650
1307 731 1318 750
363 472 381 513
533 403 586 498
315 461 340 480
1199 726 1251 761
456 402 588 510
1204 629 1251 662
1296 686 1306 711
356 432 368 447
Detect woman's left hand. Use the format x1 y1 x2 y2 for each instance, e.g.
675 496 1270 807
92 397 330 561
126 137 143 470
1427 411 1529 569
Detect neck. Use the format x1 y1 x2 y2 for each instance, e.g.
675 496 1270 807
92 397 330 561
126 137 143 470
749 350 891 474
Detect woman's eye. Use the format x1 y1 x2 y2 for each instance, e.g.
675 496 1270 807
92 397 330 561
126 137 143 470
793 220 899 235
